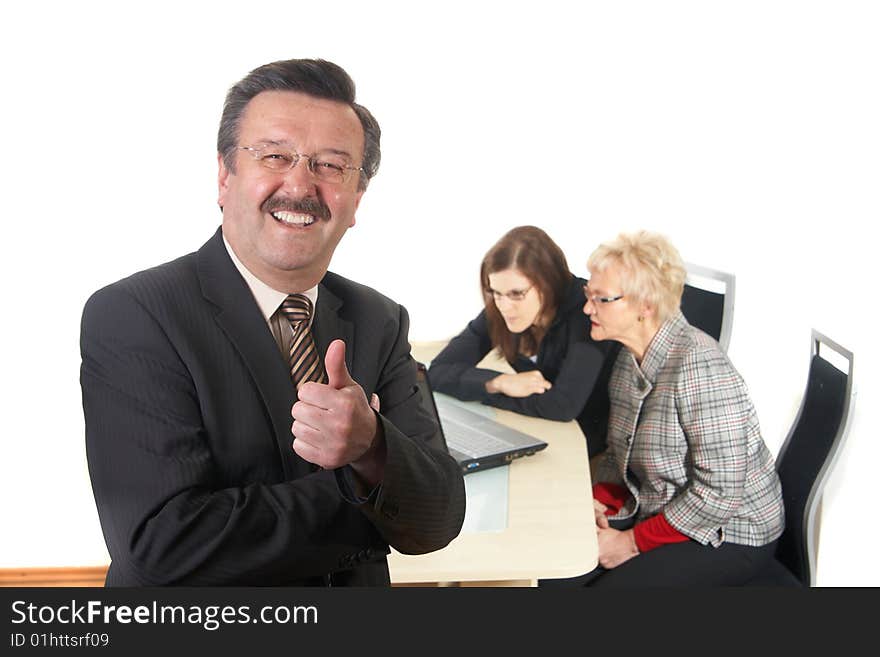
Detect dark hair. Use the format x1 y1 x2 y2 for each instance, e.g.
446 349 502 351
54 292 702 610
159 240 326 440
217 59 380 191
480 226 572 363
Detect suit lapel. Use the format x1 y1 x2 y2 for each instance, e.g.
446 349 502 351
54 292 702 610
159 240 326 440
312 282 354 376
196 228 300 479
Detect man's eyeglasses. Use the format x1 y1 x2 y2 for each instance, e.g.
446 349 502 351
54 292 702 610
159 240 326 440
238 145 364 184
486 286 533 303
584 286 624 306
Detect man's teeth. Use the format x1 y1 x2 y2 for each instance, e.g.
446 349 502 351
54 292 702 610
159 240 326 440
272 211 315 226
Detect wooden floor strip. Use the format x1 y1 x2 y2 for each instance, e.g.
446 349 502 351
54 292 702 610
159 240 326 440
0 566 108 587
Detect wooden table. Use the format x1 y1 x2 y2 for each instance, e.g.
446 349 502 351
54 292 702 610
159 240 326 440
389 342 597 586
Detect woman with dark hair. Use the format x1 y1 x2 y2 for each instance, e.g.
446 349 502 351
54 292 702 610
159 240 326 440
428 226 618 456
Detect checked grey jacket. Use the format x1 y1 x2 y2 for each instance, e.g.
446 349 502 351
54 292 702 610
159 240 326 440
593 312 785 547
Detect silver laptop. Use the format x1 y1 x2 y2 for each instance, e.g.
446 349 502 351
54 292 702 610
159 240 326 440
416 363 548 474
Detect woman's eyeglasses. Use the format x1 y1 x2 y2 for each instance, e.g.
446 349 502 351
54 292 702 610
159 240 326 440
584 286 624 305
486 286 533 303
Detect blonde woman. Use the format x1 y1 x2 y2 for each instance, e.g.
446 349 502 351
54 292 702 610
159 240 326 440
545 231 784 587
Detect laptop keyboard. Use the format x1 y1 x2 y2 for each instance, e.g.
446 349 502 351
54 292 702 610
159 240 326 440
440 416 514 458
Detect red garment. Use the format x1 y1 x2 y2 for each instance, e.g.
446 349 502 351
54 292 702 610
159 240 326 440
592 483 690 553
592 482 628 514
633 513 690 552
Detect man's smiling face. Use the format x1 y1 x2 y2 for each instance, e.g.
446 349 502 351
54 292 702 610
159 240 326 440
219 90 365 291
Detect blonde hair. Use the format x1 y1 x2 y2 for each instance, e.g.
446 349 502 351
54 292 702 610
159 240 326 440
587 231 687 324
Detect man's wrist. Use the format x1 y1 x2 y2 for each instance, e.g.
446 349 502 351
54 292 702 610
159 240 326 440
349 412 386 490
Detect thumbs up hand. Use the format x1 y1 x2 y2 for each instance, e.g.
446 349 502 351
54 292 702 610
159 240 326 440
292 340 386 484
324 338 357 390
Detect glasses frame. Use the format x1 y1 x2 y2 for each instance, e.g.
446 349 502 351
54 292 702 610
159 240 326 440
238 145 365 184
584 287 625 306
486 285 533 303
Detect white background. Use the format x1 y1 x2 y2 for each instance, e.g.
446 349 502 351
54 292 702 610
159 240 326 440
1 1 876 585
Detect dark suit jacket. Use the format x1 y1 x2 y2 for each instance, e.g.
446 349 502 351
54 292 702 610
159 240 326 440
428 276 619 457
80 228 465 586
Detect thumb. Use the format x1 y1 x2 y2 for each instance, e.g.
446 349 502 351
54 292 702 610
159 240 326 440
324 339 355 390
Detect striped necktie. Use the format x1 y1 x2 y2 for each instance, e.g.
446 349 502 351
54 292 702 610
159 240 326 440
279 294 326 388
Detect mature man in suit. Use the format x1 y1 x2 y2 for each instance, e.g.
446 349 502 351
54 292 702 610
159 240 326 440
80 59 466 586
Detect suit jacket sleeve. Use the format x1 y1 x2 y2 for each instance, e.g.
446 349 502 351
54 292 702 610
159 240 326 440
662 347 752 541
482 344 605 422
429 308 606 422
342 303 466 555
427 310 500 399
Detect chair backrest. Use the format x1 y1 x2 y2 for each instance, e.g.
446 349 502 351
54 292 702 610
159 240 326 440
680 263 735 352
774 330 855 586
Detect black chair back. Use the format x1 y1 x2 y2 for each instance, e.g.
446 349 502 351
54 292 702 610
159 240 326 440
680 285 725 342
773 331 854 586
679 263 735 352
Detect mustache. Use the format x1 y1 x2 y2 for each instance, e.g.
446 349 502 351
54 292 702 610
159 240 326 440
262 196 331 221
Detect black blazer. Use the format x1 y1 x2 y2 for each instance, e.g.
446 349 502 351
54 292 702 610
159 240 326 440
80 228 465 586
428 277 619 457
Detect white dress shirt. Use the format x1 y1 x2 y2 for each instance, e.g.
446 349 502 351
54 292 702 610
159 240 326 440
223 236 318 356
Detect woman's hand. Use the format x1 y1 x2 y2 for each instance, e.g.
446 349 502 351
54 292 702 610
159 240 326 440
593 499 610 529
597 527 639 569
485 371 552 397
